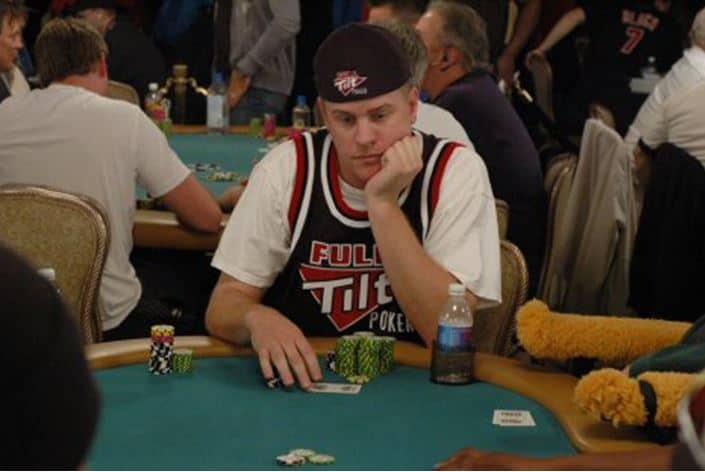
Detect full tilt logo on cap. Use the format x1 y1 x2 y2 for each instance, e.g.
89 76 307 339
299 240 392 331
333 70 368 97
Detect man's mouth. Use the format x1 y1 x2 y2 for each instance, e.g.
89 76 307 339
354 153 382 161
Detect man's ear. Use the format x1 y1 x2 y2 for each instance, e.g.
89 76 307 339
442 47 462 71
96 53 108 78
408 85 420 124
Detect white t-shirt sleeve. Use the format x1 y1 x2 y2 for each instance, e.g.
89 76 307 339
133 112 190 197
424 146 502 308
211 140 296 287
626 83 668 151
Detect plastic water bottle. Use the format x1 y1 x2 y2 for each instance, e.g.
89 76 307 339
291 95 311 130
144 82 161 118
642 56 658 78
430 283 475 385
207 72 229 134
37 267 60 295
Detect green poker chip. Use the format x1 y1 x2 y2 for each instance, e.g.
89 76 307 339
308 454 336 465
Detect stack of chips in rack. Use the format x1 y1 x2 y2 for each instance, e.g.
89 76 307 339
332 332 396 384
149 324 174 375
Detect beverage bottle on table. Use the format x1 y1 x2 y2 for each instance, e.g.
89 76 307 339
291 95 311 130
207 72 229 134
430 283 475 385
37 267 60 296
144 82 161 119
641 56 658 78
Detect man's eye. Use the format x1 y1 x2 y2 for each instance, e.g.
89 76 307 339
339 115 354 125
373 111 388 121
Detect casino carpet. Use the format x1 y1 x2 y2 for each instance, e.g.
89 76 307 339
89 356 576 470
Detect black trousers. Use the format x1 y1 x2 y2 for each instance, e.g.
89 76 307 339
103 248 220 341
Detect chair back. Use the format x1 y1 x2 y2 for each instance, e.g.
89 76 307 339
544 153 577 195
495 199 509 240
107 80 140 106
526 52 554 120
0 185 109 343
474 240 529 356
538 159 576 298
589 103 616 130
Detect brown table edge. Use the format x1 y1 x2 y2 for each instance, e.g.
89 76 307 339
86 336 654 454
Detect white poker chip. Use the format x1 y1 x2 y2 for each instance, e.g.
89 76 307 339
276 453 306 466
289 449 316 458
308 454 336 464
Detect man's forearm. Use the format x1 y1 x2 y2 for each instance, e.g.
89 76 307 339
502 0 541 59
205 278 259 345
537 7 585 53
367 201 472 347
236 1 300 76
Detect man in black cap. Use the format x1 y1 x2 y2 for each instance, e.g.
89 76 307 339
206 23 501 389
70 0 166 105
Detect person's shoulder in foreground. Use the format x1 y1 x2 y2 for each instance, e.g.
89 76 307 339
0 243 100 469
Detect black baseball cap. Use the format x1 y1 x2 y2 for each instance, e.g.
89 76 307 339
314 23 411 103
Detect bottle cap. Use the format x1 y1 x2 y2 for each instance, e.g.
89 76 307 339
38 267 56 282
448 283 465 296
297 95 307 105
148 83 158 91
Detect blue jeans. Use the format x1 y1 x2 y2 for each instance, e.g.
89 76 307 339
230 87 288 125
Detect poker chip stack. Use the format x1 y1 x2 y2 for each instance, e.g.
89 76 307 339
172 348 193 374
335 335 359 377
333 333 397 382
378 336 396 374
357 335 381 379
149 324 175 375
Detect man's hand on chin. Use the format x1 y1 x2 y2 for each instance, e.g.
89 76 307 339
364 134 422 206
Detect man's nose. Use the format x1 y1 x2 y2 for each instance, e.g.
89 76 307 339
354 118 376 147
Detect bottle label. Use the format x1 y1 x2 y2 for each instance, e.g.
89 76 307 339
437 324 473 350
207 95 225 128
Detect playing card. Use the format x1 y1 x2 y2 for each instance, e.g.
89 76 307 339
308 382 362 394
492 409 536 426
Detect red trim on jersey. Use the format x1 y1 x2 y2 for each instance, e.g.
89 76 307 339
430 142 461 214
330 146 368 220
288 134 308 230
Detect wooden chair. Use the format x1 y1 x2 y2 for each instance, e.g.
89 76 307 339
538 159 577 300
495 199 509 240
474 240 529 356
525 52 555 121
544 153 577 195
106 80 140 106
0 185 110 343
589 103 617 131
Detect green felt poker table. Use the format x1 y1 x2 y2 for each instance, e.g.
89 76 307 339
133 126 279 251
85 337 653 470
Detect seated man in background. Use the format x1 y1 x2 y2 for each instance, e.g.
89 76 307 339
0 0 29 104
417 1 546 295
66 0 167 104
206 23 501 389
371 18 474 148
626 7 705 168
0 243 100 469
0 17 223 340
